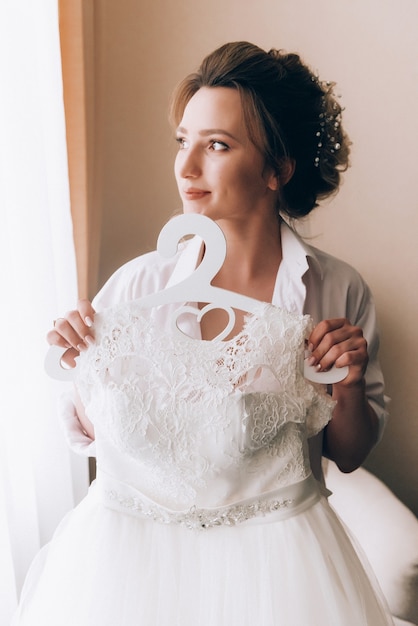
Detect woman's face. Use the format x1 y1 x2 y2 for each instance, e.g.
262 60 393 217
174 87 278 225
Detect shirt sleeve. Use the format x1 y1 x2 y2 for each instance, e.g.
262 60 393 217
303 251 389 441
345 277 390 441
59 390 97 457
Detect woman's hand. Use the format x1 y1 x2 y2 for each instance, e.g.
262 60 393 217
46 299 96 368
307 318 369 387
308 318 379 472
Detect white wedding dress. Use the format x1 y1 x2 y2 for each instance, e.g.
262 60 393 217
14 299 394 625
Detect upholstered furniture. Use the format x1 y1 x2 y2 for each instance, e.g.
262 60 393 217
326 461 418 626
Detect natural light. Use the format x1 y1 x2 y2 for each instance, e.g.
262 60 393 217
0 1 88 621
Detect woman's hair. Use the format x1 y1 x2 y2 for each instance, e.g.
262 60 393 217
170 41 350 219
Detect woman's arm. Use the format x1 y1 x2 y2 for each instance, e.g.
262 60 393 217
307 318 379 472
47 299 96 441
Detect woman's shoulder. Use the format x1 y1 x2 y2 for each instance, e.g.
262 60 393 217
92 245 187 311
302 240 377 328
282 221 369 296
306 240 371 293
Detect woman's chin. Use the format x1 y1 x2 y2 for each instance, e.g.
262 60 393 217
182 205 216 218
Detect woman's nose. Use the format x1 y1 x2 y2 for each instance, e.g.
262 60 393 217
177 145 202 179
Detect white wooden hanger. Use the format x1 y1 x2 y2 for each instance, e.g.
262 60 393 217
45 214 348 384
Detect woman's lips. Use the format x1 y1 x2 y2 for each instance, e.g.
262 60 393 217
183 188 211 200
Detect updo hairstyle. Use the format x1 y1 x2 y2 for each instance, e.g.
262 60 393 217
170 41 350 219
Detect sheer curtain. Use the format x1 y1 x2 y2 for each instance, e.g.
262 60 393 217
0 1 89 621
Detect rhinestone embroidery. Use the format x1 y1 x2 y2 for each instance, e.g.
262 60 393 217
105 489 294 530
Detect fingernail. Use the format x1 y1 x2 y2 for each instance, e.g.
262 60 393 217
308 343 314 353
85 335 94 345
316 363 322 372
77 343 86 352
85 316 93 327
307 356 316 366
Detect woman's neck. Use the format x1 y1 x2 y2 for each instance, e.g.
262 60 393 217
211 215 282 302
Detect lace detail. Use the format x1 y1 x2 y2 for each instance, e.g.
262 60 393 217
76 302 334 509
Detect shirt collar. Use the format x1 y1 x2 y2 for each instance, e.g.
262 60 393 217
280 220 323 277
165 220 322 296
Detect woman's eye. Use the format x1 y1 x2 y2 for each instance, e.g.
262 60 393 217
176 137 188 149
210 140 229 151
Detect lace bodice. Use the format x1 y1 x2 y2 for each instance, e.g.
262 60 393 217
76 301 334 511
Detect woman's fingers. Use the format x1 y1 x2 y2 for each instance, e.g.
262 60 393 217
48 314 86 351
307 318 368 383
77 298 95 329
46 300 96 355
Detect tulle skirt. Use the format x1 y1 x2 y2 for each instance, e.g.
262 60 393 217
13 480 394 625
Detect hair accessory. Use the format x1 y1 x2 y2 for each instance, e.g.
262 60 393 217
314 81 343 167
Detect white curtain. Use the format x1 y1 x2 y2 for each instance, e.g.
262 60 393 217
0 1 89 621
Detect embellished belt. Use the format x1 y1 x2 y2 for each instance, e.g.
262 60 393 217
97 470 322 531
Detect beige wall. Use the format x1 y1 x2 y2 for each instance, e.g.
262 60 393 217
91 0 418 515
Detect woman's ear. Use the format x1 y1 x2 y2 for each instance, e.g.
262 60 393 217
266 158 295 191
266 171 279 191
279 158 296 186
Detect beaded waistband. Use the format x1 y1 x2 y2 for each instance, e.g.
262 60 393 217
97 471 321 530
